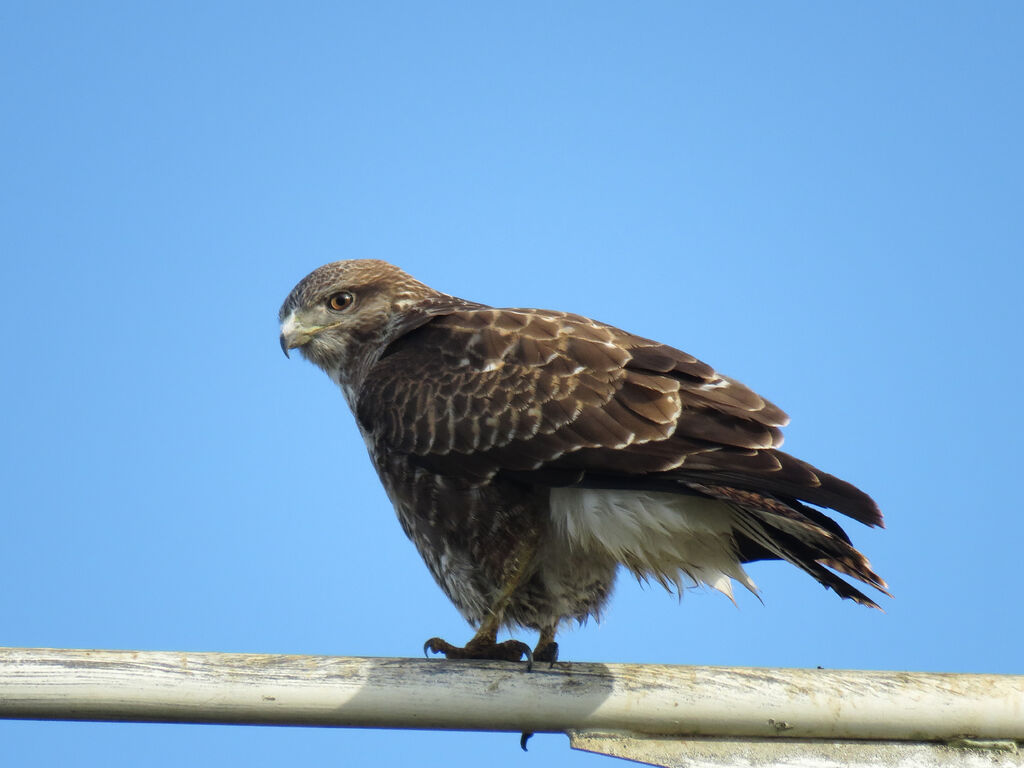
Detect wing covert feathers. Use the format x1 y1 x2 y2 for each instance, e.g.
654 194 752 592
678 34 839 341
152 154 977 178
358 304 886 606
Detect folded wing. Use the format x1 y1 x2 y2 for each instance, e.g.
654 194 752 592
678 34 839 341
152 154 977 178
358 307 887 606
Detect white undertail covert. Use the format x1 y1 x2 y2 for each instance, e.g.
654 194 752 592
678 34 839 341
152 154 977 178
550 487 759 601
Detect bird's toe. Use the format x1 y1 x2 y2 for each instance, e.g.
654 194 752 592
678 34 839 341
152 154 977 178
533 640 559 667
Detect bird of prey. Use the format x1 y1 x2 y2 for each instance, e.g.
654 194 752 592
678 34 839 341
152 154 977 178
279 260 887 664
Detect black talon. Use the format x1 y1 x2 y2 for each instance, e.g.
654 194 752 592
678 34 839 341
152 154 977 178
423 637 452 659
520 731 533 751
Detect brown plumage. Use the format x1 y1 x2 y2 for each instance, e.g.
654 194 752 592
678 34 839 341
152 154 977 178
279 259 887 663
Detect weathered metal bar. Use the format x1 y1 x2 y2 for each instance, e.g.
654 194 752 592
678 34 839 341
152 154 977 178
0 647 1021 744
569 732 1024 768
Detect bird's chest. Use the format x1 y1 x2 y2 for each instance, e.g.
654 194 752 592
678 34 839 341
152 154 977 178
372 446 540 553
364 440 546 609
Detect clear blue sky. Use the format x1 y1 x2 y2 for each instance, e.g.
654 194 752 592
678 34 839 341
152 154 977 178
2 3 1021 766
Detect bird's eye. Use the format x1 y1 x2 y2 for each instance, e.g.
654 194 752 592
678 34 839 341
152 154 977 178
328 292 355 311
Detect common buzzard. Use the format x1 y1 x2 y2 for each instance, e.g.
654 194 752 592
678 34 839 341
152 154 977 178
279 260 887 664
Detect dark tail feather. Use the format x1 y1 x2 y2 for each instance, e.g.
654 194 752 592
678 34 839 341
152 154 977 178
673 449 884 528
696 485 889 608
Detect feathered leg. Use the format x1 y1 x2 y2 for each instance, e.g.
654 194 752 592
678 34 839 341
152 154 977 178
424 538 539 666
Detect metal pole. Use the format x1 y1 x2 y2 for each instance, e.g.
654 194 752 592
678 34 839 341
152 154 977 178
0 647 1021 743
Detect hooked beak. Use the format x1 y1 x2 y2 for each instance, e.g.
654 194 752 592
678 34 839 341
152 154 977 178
279 311 316 358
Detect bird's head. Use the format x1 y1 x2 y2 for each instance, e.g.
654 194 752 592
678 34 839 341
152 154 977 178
279 260 457 397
